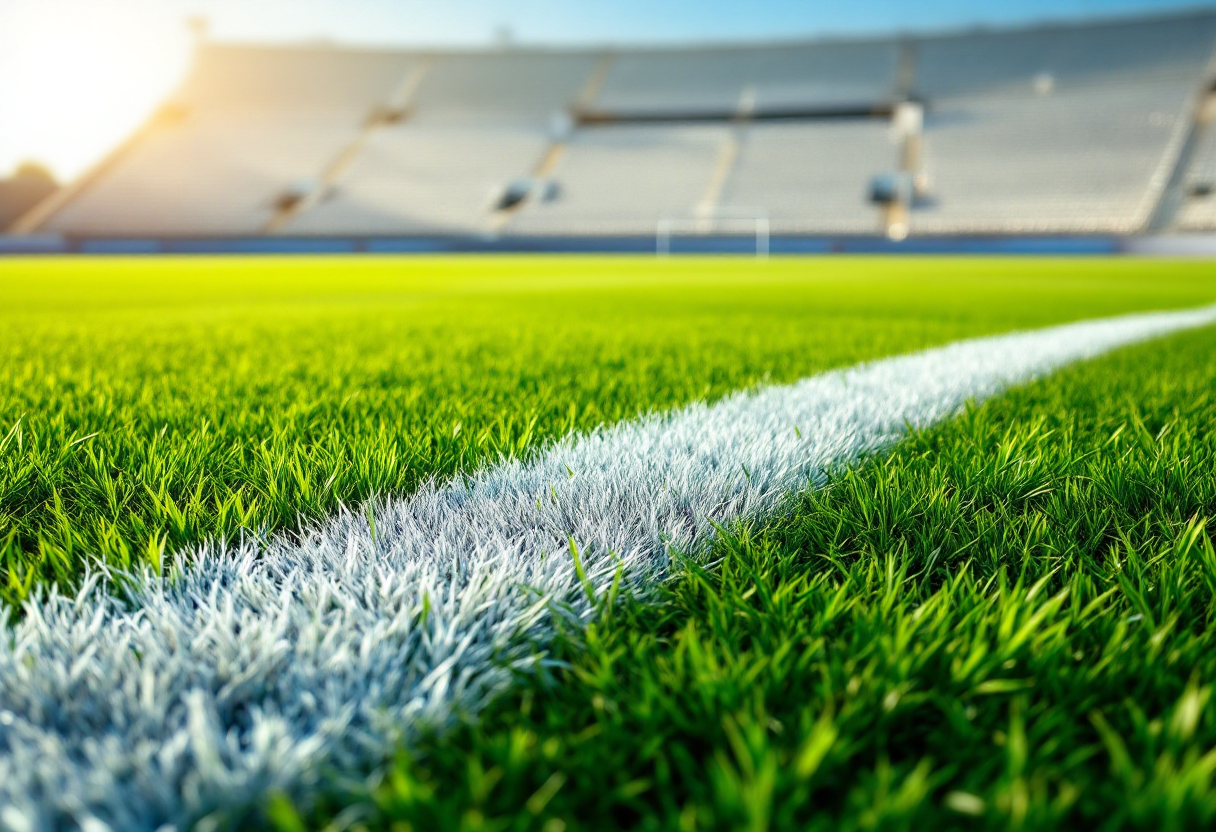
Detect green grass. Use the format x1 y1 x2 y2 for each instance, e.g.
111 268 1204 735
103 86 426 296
293 322 1216 832
3 255 1211 606
3 255 1216 829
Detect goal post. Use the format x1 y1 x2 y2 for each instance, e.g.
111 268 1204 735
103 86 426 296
656 209 770 258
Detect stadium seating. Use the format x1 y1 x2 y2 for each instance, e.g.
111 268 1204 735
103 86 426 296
722 120 894 234
912 80 1198 234
905 13 1216 235
284 122 550 235
410 51 602 119
41 46 423 237
286 51 600 234
1177 124 1216 230
23 10 1216 240
914 15 1216 100
175 45 418 111
42 111 363 236
589 41 899 116
508 125 729 235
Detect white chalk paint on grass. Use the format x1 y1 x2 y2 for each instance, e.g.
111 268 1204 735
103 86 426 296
2 305 1215 832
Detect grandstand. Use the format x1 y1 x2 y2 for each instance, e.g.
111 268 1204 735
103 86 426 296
11 9 1216 244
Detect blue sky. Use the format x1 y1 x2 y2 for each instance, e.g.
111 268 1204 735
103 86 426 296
1 0 1212 180
186 0 1213 45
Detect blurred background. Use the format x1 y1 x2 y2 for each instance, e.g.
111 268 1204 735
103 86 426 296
3 0 1216 250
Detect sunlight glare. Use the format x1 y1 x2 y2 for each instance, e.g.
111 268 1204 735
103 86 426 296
0 1 192 180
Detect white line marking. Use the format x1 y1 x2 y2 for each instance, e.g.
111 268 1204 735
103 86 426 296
2 306 1214 831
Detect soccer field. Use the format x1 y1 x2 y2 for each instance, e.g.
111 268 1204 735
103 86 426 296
2 256 1216 830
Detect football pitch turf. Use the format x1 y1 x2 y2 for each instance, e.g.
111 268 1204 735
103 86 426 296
2 256 1216 830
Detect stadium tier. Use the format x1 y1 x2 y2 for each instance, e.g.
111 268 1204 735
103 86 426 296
17 10 1216 240
42 112 366 236
285 122 551 235
1176 106 1216 231
507 124 731 236
587 40 900 116
912 82 1196 235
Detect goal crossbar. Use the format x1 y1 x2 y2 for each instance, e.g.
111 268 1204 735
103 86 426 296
656 211 770 258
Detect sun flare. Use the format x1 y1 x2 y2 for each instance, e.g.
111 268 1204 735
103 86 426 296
0 0 192 180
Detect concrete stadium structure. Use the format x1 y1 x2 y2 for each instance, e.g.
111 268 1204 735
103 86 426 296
12 9 1216 248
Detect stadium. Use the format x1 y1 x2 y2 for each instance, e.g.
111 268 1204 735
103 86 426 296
3 3 1216 831
6 8 1216 252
